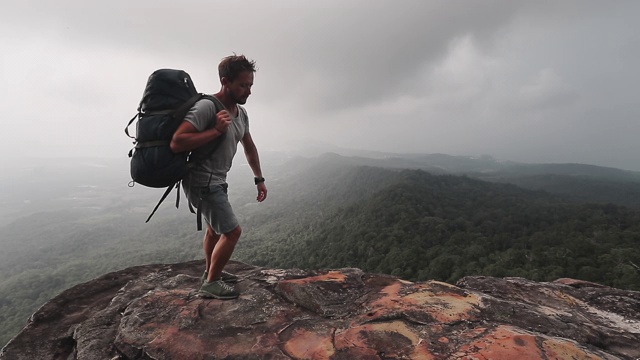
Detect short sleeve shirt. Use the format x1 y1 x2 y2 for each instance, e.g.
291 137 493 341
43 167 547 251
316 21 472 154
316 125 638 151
182 97 249 187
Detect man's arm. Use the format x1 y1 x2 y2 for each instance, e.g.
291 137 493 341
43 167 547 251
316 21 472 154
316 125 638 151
241 132 267 202
170 110 231 153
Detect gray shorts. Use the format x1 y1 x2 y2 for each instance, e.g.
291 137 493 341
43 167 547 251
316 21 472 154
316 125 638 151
184 183 239 234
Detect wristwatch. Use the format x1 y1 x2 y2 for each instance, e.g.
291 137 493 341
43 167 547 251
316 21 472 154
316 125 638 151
254 177 265 185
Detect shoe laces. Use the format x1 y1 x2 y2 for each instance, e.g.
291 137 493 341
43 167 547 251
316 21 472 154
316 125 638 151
217 279 234 292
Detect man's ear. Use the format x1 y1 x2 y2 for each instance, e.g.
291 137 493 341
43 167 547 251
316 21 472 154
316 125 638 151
221 77 230 87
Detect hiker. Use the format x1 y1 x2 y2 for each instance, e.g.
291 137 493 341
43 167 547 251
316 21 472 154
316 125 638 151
169 55 267 299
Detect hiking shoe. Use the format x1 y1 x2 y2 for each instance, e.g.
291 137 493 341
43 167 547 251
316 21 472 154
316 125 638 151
198 279 239 300
221 271 238 283
201 271 238 284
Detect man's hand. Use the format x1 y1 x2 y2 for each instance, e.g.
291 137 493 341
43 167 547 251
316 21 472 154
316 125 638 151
215 110 232 133
256 182 267 202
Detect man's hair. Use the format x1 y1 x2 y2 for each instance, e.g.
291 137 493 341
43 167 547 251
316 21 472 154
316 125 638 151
218 54 257 82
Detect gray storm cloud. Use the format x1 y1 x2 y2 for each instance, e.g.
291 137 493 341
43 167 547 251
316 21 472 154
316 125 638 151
1 0 639 170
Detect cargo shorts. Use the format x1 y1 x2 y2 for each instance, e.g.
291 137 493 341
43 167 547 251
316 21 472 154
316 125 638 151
184 183 239 234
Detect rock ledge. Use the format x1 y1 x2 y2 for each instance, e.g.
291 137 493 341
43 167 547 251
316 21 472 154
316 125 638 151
1 260 639 359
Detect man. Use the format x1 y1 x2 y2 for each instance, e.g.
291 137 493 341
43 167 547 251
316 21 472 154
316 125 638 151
170 55 267 299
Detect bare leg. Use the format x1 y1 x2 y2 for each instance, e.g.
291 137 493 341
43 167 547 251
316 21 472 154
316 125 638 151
207 225 242 282
203 225 221 271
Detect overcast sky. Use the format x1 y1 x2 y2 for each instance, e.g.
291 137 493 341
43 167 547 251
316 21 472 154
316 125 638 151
2 0 639 170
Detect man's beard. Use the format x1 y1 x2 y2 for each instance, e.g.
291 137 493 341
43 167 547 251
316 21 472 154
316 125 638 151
229 89 248 105
234 94 248 105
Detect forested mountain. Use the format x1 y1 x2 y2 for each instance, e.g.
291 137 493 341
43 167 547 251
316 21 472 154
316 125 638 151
2 152 640 346
265 152 640 208
235 160 640 291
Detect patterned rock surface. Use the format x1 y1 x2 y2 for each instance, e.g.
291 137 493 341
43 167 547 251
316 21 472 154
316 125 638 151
1 260 639 359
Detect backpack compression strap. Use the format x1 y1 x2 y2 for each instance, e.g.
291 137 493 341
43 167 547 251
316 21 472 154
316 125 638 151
145 182 181 223
124 113 138 139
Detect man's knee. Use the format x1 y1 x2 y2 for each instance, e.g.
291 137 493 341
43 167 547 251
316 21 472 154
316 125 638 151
205 226 220 241
225 225 242 242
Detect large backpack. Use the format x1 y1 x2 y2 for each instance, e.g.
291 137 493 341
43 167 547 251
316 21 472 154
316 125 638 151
125 69 222 227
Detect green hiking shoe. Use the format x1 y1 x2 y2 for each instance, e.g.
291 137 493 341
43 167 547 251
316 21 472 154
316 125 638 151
221 271 238 283
202 270 238 284
198 279 239 300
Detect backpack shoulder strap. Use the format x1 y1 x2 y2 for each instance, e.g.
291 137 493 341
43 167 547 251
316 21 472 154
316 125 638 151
238 105 249 128
201 94 224 113
196 95 227 156
172 93 204 119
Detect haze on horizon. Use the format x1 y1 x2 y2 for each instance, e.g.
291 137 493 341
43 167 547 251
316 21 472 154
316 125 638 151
1 1 639 170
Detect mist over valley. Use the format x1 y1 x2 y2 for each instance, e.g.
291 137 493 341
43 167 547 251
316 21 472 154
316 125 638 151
1 150 640 345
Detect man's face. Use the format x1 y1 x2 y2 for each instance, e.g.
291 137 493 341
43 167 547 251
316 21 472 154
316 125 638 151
225 71 254 105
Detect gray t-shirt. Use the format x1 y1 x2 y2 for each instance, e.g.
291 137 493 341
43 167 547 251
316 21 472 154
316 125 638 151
183 97 249 187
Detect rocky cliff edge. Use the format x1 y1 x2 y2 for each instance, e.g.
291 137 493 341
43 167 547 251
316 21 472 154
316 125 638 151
1 260 639 359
